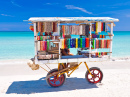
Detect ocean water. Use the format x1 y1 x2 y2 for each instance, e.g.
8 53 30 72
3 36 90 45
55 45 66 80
0 31 130 60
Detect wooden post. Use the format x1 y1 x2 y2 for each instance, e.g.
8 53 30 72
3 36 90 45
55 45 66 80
110 22 113 58
58 22 61 59
89 23 92 58
34 22 38 63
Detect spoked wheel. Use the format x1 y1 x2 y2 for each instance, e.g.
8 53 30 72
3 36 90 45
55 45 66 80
85 67 103 84
46 69 66 87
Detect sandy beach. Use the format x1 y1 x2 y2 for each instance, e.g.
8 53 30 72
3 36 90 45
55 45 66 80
0 59 130 97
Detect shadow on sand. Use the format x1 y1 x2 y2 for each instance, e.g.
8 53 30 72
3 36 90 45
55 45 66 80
6 77 98 94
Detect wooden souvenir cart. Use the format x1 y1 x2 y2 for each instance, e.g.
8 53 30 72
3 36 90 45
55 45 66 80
27 17 119 87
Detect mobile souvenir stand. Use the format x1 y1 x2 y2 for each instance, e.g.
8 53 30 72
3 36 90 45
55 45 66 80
27 17 119 87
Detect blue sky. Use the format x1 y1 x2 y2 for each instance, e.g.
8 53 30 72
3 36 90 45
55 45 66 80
0 0 130 31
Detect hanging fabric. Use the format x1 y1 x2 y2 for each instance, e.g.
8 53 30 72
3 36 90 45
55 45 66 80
44 22 53 32
38 22 41 32
95 52 98 57
40 41 42 51
92 34 97 38
78 38 81 48
94 22 96 31
82 38 85 48
67 39 70 48
42 23 44 32
93 39 111 48
52 22 57 32
66 39 68 48
92 39 96 49
95 22 98 34
45 41 47 50
104 40 106 48
64 39 66 48
92 24 95 31
98 22 101 33
62 25 64 37
102 40 104 48
85 38 89 48
99 40 101 48
72 38 74 48
76 38 78 48
76 25 80 35
69 25 71 34
82 25 86 35
72 38 75 48
43 41 45 50
95 39 96 49
67 25 70 35
71 26 75 34
101 40 103 48
47 41 49 51
70 38 72 48
73 26 76 35
38 41 40 51
60 25 63 38
96 52 108 57
95 22 103 34
103 22 106 31
65 39 68 48
63 25 65 38
38 22 43 32
100 40 102 48
80 38 82 48
37 36 40 40
83 24 86 35
79 24 89 36
69 38 71 48
96 39 98 48
79 25 82 35
61 39 64 49
65 25 68 35
101 22 103 31
107 40 110 48
85 24 90 37
74 38 76 48
80 24 84 35
66 39 69 48
40 36 43 40
40 41 43 51
97 35 99 38
36 22 38 32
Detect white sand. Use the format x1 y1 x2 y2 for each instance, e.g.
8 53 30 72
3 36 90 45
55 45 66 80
0 59 130 97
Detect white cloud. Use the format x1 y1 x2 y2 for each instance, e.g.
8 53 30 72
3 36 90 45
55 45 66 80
46 3 51 5
44 3 59 5
126 14 130 17
65 5 92 14
1 14 14 17
11 0 21 7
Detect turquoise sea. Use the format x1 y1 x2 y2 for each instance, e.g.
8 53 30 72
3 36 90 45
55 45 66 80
0 31 130 60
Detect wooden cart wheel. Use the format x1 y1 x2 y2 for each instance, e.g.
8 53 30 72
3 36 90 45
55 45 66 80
85 67 103 84
46 69 66 87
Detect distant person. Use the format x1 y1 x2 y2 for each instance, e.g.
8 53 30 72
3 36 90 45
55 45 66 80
61 48 77 69
61 48 73 56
